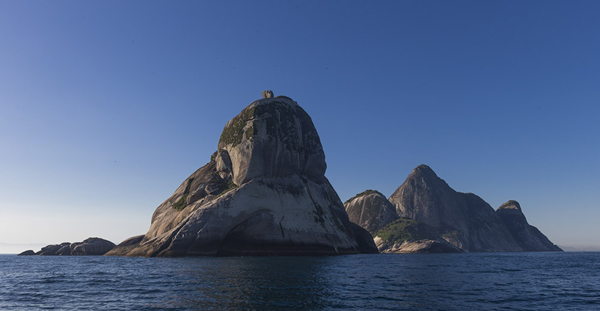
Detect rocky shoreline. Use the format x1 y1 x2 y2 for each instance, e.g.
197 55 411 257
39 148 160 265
19 237 115 256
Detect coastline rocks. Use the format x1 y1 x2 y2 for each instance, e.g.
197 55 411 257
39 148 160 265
375 238 462 253
109 95 377 257
373 218 462 253
344 190 399 235
350 223 379 253
105 235 145 256
388 165 522 252
496 200 562 251
18 250 35 256
21 238 115 256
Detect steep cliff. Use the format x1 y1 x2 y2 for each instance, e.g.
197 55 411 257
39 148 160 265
496 200 562 251
344 190 399 235
388 165 522 252
107 94 376 257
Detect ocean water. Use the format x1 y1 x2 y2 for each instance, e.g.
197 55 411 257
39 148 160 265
1 252 599 310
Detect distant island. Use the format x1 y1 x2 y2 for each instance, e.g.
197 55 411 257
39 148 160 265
21 91 561 256
345 165 562 253
19 237 115 256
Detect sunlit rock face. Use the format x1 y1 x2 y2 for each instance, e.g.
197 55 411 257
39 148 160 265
496 200 562 252
344 190 399 235
107 94 377 257
388 165 523 252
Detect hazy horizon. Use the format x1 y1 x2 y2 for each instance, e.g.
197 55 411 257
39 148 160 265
1 1 599 254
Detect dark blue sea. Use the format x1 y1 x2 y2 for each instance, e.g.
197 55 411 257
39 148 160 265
1 252 599 310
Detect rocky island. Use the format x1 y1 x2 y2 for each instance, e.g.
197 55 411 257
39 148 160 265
21 91 561 257
345 165 561 253
18 237 115 256
107 91 377 257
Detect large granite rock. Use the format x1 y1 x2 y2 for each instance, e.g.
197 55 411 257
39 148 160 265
496 200 562 251
24 238 115 256
388 165 522 252
344 190 399 235
107 94 377 257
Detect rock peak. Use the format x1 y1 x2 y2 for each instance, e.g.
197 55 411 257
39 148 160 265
498 200 522 212
262 90 274 98
344 189 399 235
345 189 385 204
217 97 326 185
411 164 438 178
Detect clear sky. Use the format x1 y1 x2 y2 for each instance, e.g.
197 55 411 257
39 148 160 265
1 1 599 253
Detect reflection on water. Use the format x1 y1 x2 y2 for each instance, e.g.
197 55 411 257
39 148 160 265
166 257 334 310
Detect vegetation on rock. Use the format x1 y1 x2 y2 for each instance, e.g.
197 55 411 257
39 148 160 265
375 218 439 245
173 178 194 211
218 106 256 147
344 189 380 204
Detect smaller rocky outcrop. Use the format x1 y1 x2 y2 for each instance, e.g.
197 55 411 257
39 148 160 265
18 250 35 256
373 218 462 253
376 239 463 253
496 200 562 252
262 90 274 98
388 165 522 252
105 235 145 256
24 238 115 256
344 190 399 235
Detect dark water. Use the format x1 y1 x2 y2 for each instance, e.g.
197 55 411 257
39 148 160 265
1 252 599 310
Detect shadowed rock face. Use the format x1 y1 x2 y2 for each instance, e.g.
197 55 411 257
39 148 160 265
107 95 377 257
496 200 562 252
344 190 399 235
388 165 522 252
20 238 115 256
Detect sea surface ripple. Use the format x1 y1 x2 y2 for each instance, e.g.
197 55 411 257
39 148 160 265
1 252 599 310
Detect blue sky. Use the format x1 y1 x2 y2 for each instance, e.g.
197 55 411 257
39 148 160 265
1 1 598 253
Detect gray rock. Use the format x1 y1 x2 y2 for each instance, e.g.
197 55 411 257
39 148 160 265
38 242 70 255
109 95 377 257
350 223 379 254
71 238 116 255
372 217 461 253
105 235 145 256
31 238 115 256
388 165 522 252
496 200 562 251
18 250 35 256
376 239 463 253
261 90 274 98
344 190 399 235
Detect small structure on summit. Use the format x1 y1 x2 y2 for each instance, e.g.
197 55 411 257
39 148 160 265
262 90 274 98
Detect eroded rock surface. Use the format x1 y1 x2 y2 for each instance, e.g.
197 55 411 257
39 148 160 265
344 190 399 235
108 95 377 257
